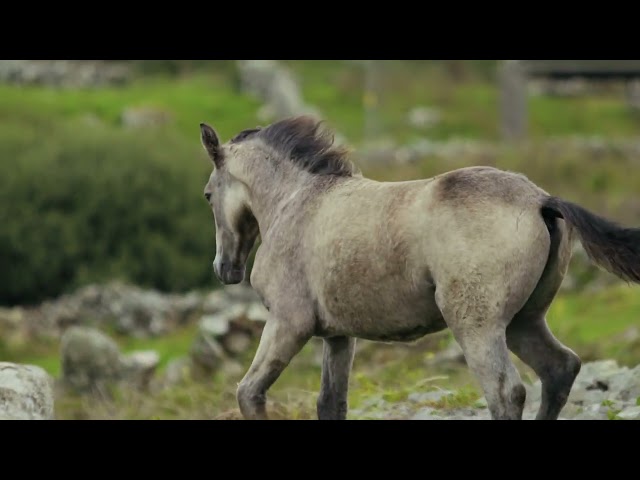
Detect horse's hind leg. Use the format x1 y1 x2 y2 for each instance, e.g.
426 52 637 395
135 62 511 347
237 317 312 420
436 291 526 419
507 314 581 420
317 336 356 420
451 324 526 420
506 216 581 420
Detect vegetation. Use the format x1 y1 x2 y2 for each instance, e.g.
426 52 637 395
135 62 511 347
2 61 640 305
0 73 260 305
2 61 640 419
286 60 640 143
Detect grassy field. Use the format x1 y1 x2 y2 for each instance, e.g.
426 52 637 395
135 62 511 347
0 72 260 142
286 60 640 143
1 282 637 419
3 61 639 146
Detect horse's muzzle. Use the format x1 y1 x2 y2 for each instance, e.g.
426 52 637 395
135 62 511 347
213 258 245 285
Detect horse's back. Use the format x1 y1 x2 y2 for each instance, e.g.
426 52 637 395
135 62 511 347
432 165 548 206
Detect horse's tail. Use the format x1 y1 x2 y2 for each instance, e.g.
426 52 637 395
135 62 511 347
541 196 640 283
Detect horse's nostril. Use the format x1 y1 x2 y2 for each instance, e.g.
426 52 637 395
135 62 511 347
204 192 212 202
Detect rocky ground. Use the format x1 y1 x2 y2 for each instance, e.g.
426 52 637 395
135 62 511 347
351 358 640 420
1 282 640 420
0 60 130 88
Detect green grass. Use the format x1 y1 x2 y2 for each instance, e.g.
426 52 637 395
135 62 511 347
547 284 640 365
2 61 638 150
0 72 261 143
286 60 640 143
548 285 640 344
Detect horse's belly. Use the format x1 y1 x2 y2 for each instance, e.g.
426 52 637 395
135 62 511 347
315 281 447 341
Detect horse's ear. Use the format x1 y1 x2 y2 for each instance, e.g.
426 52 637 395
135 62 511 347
200 123 223 168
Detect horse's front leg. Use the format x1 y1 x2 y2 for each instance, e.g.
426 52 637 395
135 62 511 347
317 336 356 420
236 312 312 420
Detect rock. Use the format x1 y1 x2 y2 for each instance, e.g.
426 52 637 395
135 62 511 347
407 106 440 130
3 281 271 343
0 363 55 420
525 380 542 407
246 302 269 324
60 326 160 394
567 387 609 407
0 307 28 347
408 389 454 404
172 292 204 322
190 321 228 376
236 60 320 121
61 326 123 393
164 357 192 387
522 360 640 419
199 313 234 337
628 79 640 110
556 403 583 419
25 283 203 339
447 408 492 420
202 290 231 314
0 60 130 88
572 403 608 420
572 359 620 389
196 302 264 358
220 359 245 377
121 350 160 390
113 286 175 337
410 407 439 420
608 365 640 402
163 353 245 388
121 106 173 129
222 331 253 356
617 406 640 420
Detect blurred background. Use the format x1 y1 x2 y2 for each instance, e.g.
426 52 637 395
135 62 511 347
1 60 640 420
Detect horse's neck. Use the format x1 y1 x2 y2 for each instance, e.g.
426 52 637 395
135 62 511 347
244 166 315 236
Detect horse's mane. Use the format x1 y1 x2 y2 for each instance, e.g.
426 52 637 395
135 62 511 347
231 116 355 177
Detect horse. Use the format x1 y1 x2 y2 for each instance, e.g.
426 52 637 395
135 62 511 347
198 115 640 420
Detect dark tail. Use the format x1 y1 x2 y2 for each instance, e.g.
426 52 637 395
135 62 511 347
541 196 640 283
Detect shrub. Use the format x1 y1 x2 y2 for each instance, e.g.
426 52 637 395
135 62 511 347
0 120 219 306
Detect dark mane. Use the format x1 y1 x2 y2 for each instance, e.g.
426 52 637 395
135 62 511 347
230 127 262 143
235 116 355 177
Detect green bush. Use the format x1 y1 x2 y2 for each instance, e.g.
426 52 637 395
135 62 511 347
0 120 220 306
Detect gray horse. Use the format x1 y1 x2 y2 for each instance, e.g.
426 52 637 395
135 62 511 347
199 115 640 420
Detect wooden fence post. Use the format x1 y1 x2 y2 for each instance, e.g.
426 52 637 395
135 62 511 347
499 60 527 142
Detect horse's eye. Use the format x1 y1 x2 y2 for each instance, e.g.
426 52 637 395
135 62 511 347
204 192 212 202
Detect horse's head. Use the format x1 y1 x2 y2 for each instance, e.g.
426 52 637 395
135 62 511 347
200 123 259 285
